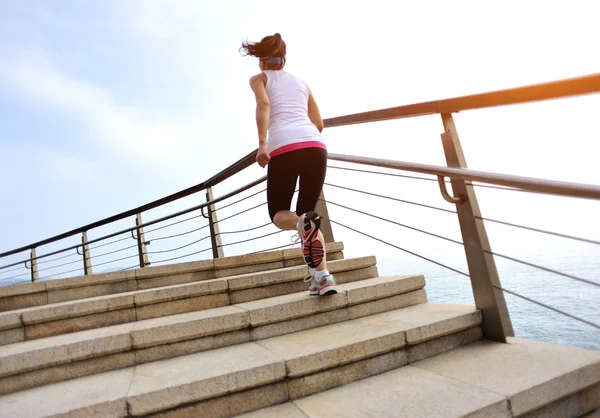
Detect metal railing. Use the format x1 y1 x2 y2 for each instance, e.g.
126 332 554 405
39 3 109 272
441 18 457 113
321 157 600 333
1 73 599 344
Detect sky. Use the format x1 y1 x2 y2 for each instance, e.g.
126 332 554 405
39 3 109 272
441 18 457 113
1 0 599 298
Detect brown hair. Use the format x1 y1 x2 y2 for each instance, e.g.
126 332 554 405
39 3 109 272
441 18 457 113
240 33 286 69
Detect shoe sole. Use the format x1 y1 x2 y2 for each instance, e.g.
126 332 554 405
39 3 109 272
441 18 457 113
318 284 338 296
302 212 324 269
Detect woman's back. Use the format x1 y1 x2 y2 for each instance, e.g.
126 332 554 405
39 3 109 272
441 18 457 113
263 70 322 153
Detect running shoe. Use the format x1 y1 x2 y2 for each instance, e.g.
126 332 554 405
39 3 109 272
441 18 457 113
303 273 337 296
297 211 325 269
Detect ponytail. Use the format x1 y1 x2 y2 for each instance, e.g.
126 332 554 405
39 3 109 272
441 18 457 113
240 33 287 68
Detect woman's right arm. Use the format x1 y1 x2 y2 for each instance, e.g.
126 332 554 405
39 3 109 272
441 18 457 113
306 84 324 133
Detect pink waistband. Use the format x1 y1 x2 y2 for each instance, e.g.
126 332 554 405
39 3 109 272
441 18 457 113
270 141 327 157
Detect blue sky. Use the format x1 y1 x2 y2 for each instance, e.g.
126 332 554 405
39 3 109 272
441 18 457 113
1 1 599 284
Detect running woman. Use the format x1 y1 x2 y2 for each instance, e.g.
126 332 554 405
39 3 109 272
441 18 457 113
240 32 337 296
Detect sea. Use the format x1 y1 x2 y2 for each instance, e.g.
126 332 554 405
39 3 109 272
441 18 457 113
375 247 600 351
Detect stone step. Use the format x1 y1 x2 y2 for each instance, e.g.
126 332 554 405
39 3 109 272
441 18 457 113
0 275 427 395
240 338 600 418
0 242 345 312
0 253 368 345
0 303 483 417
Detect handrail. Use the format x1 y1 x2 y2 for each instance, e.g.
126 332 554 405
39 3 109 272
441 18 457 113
324 73 600 128
328 153 600 201
0 150 257 258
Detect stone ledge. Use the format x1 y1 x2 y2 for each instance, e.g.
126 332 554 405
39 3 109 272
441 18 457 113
0 281 46 298
126 342 287 416
131 306 250 349
135 259 214 280
0 311 23 331
0 367 134 417
133 278 227 306
339 274 424 306
413 337 600 417
21 293 135 326
46 270 135 291
0 322 135 379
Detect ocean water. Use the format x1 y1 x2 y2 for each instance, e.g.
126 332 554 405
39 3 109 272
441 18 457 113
376 247 600 351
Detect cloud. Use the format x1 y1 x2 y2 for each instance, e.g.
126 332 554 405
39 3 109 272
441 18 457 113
3 60 197 167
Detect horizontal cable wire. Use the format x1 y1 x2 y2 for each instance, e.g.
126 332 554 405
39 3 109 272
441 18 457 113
213 188 267 212
494 285 600 330
485 250 600 288
325 183 456 214
0 273 29 281
35 257 83 273
36 251 79 265
218 230 285 248
88 254 140 270
88 235 132 251
324 217 469 277
92 244 139 260
37 243 138 274
44 253 140 279
148 224 209 242
0 265 28 275
215 189 294 223
215 202 268 224
147 235 211 255
323 199 463 246
251 243 296 254
328 165 529 193
152 247 212 265
44 266 84 279
477 216 600 246
217 222 272 236
145 213 205 235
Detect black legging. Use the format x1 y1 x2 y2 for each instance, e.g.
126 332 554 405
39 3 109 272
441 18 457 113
266 147 327 221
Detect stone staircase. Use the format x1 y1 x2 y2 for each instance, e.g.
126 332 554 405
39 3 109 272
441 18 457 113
0 242 598 417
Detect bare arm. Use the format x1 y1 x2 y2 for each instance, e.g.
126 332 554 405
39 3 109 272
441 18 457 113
249 73 270 146
306 83 324 133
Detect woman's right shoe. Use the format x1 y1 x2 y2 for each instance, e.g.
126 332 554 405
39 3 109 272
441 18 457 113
304 273 338 296
297 211 325 269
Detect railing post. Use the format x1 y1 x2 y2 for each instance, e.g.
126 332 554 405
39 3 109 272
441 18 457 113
30 248 39 282
316 190 335 243
81 231 93 275
206 187 224 258
440 113 514 343
135 213 150 268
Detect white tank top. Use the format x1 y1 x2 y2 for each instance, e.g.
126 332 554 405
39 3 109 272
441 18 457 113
263 70 324 154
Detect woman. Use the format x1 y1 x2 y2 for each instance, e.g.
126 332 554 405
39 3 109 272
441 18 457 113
240 33 337 296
